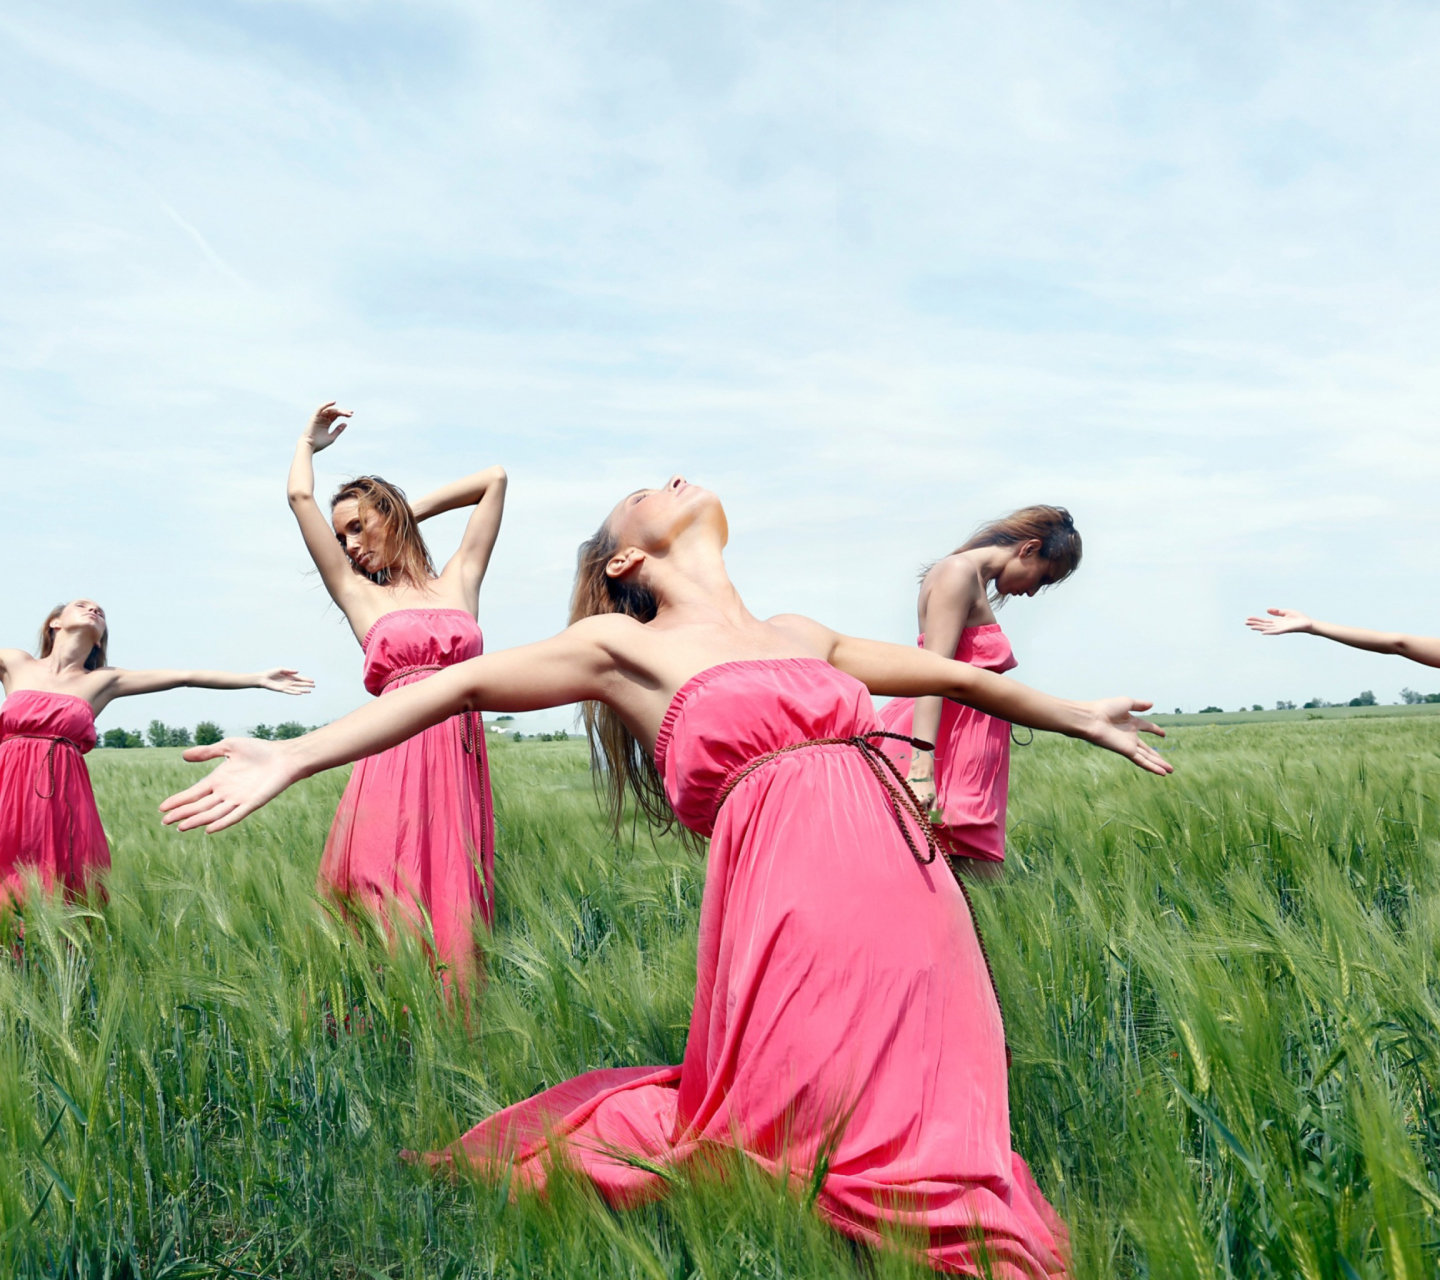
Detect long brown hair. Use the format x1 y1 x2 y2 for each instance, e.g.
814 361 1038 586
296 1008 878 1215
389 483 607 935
570 519 676 838
929 505 1082 594
38 603 108 671
331 476 435 588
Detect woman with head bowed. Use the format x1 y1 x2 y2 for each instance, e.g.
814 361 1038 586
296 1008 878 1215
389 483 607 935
0 599 310 905
166 474 1169 1276
287 402 507 990
878 506 1082 864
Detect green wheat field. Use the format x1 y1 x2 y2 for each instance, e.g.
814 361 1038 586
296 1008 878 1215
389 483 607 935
6 716 1440 1278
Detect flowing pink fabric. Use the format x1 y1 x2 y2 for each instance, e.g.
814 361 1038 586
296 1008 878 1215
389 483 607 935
0 691 109 903
877 627 1017 863
318 608 494 985
428 659 1067 1277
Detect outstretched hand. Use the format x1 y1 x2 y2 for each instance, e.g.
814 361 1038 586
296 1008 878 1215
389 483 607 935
260 668 315 695
160 737 298 834
1083 697 1172 775
304 401 352 453
1246 607 1313 637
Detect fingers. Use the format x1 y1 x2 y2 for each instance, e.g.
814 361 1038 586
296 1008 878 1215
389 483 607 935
1133 718 1165 738
182 743 227 764
161 792 218 825
159 779 212 813
1268 607 1286 617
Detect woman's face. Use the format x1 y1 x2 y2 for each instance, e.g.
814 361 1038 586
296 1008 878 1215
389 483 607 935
332 500 391 575
57 599 106 644
994 543 1054 599
606 475 726 564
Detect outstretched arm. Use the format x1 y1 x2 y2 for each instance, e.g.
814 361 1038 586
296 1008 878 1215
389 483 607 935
160 622 615 833
420 466 508 612
287 402 364 611
771 615 1171 776
98 667 314 711
1246 608 1440 669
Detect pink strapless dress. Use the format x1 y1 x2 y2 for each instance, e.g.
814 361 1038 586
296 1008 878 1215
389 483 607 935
0 691 109 903
318 609 495 986
427 659 1067 1277
877 626 1017 863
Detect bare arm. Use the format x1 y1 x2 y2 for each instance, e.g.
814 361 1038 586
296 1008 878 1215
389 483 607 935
422 466 508 612
1247 608 1440 669
287 402 365 612
771 615 1171 775
0 648 28 690
160 622 618 833
97 667 314 711
910 561 985 803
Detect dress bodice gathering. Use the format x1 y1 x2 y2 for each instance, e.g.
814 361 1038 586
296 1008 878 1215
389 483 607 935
933 623 1017 674
361 608 484 696
0 691 98 753
654 659 879 838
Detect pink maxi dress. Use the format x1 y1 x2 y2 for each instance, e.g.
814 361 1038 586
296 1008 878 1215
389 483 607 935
428 659 1067 1277
877 626 1017 863
318 608 495 983
0 691 109 903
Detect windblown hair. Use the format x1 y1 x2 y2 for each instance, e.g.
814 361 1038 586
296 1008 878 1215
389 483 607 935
331 476 435 588
38 603 108 671
927 505 1082 596
570 519 676 839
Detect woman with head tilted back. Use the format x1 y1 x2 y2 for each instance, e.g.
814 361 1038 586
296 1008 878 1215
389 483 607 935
877 506 1082 864
0 600 310 905
287 401 507 989
166 474 1167 1276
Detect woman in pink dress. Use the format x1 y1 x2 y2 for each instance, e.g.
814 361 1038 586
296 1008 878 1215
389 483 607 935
166 475 1170 1277
0 599 311 905
287 401 506 988
879 507 1082 863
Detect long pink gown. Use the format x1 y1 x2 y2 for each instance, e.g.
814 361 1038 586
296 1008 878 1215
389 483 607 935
318 608 495 984
428 659 1068 1277
0 691 109 903
877 626 1017 863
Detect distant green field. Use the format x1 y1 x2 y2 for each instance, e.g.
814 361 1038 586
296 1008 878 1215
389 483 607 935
5 720 1440 1276
1152 702 1440 727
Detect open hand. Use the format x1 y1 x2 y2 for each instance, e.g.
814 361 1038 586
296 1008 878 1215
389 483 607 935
1083 697 1172 776
1246 607 1313 637
259 668 314 695
159 737 299 834
304 401 352 453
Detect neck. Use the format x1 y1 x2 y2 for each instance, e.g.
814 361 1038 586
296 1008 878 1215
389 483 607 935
649 541 752 626
47 631 94 673
965 546 1010 585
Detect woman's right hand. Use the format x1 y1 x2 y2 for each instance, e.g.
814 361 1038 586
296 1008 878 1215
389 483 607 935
303 401 352 453
1081 697 1173 776
1246 607 1313 636
159 737 302 834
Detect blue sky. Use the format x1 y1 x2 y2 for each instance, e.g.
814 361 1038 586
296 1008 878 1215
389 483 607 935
5 0 1440 736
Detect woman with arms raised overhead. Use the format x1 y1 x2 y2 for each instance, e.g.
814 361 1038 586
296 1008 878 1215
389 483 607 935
879 506 1082 864
288 401 506 990
0 599 310 906
165 474 1168 1277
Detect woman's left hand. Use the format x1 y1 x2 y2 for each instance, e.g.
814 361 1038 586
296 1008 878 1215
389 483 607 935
258 668 315 695
160 738 301 833
1082 697 1172 775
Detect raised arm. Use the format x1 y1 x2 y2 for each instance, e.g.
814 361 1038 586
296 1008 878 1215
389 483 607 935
1246 608 1440 668
287 402 364 611
160 621 617 834
909 560 985 804
419 466 508 612
771 615 1171 776
97 667 314 712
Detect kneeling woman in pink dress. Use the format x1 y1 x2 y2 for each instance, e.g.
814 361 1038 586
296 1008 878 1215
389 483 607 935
166 475 1169 1277
879 506 1082 864
286 401 507 989
0 599 311 905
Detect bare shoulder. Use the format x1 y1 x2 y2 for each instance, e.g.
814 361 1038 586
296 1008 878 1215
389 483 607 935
566 611 654 658
764 613 836 652
926 553 983 596
0 648 33 676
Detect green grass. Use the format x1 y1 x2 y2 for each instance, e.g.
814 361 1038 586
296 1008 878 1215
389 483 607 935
6 721 1440 1277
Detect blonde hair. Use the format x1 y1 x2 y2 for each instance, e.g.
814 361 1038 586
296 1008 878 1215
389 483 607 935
570 520 676 839
331 476 435 588
929 505 1082 594
38 603 108 671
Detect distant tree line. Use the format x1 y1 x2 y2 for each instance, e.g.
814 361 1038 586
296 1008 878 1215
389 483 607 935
100 720 322 748
1179 691 1389 717
251 723 316 740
